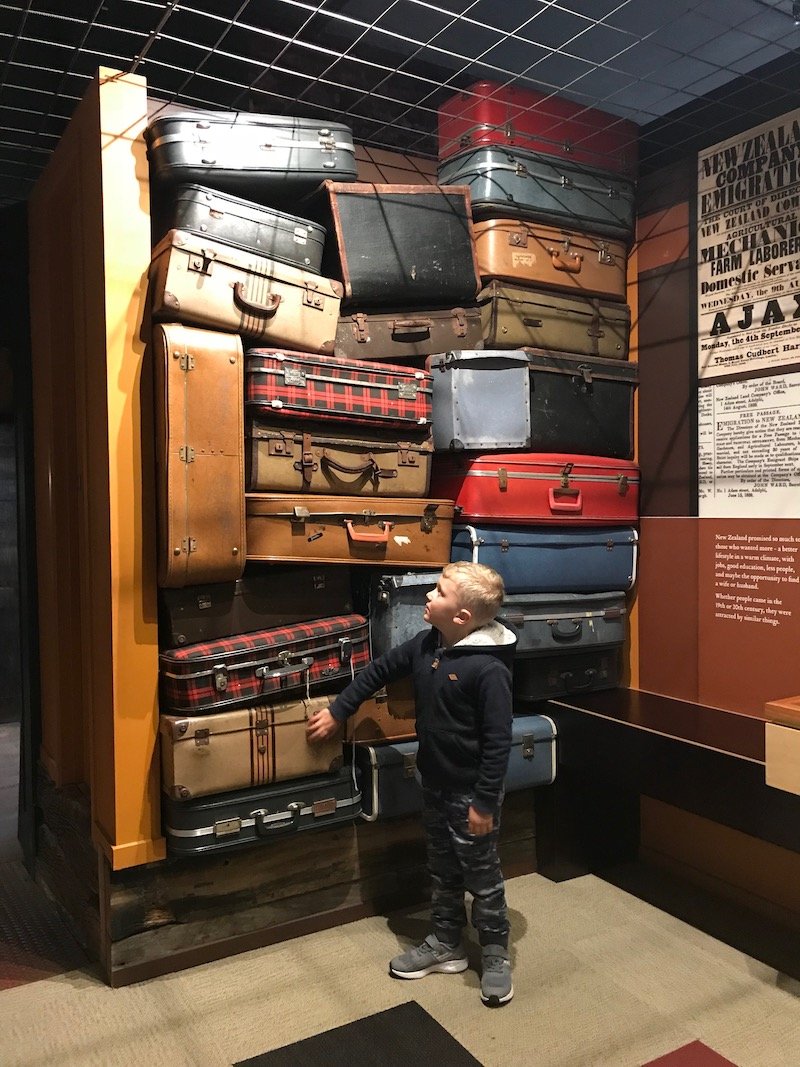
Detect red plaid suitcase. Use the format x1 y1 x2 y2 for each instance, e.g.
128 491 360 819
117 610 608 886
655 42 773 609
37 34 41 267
245 349 432 430
159 614 370 714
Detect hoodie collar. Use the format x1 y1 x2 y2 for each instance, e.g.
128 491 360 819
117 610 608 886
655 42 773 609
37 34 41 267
451 620 517 648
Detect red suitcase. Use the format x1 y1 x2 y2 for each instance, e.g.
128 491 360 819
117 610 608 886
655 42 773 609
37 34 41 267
437 81 638 175
429 453 639 526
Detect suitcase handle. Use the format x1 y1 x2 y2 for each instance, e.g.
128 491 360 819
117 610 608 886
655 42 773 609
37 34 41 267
323 452 388 480
255 655 313 680
548 488 582 513
562 669 597 691
549 618 583 640
392 318 432 338
252 801 303 836
345 520 394 543
548 248 583 274
233 282 282 317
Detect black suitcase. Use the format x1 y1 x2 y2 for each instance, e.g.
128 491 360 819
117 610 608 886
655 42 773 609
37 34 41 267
513 647 622 703
499 591 627 654
334 306 483 361
153 184 326 273
163 767 361 855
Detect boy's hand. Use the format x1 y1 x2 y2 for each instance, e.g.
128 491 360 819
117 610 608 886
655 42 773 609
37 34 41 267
468 805 494 836
306 707 341 743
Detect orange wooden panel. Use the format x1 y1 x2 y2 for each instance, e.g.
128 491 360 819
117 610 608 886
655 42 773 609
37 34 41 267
636 202 690 274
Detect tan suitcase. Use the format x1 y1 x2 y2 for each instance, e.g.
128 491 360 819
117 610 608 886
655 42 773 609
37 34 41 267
149 229 343 352
473 219 628 301
154 323 245 588
245 494 455 567
247 418 433 497
159 695 343 800
349 689 416 743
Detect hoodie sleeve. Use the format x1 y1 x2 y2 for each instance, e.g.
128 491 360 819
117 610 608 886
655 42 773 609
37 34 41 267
328 633 420 723
471 659 513 815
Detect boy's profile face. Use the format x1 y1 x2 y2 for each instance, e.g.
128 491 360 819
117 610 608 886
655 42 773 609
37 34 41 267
423 574 466 632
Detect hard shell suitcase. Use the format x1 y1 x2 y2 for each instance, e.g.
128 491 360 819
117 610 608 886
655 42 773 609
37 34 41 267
479 282 630 359
334 306 483 361
154 183 326 272
473 220 627 300
429 453 640 525
163 766 361 855
246 495 455 568
158 565 353 648
145 110 358 201
349 689 416 743
355 740 423 821
369 571 441 657
159 695 343 801
513 648 622 703
159 614 370 714
153 323 245 588
322 182 480 307
451 524 639 594
437 81 638 175
504 714 557 792
149 230 343 352
430 350 638 460
246 417 432 497
245 349 432 430
437 146 636 242
499 591 627 655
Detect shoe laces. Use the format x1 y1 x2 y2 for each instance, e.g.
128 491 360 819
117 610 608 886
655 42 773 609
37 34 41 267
482 950 508 971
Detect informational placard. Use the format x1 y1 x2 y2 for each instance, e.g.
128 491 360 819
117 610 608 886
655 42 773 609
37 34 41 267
698 107 800 380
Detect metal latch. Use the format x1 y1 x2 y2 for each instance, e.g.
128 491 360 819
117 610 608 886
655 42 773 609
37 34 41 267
575 365 593 388
598 243 614 265
453 308 467 337
500 538 510 552
508 229 529 248
194 728 210 747
497 467 508 491
398 444 418 467
608 186 619 199
522 734 535 761
303 284 325 309
397 381 419 400
213 664 228 692
353 313 369 343
617 474 629 495
338 637 353 665
179 445 195 463
284 366 307 387
255 720 268 754
560 462 574 489
312 797 337 816
403 752 417 778
514 162 529 177
177 537 197 556
175 349 195 371
420 504 438 533
213 817 241 838
561 175 574 189
187 248 216 275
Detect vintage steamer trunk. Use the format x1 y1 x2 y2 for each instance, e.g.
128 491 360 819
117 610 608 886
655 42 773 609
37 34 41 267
159 614 370 714
504 715 557 792
246 418 432 497
334 306 483 361
437 147 635 242
246 495 455 568
159 695 343 801
430 349 638 460
473 220 627 301
149 230 343 352
349 690 416 743
145 111 357 200
163 767 361 855
154 184 326 272
451 524 638 594
355 740 423 821
478 282 630 359
513 647 622 703
437 81 638 175
429 453 640 525
322 182 481 307
369 571 441 657
500 591 627 655
245 349 432 430
153 323 245 588
158 565 353 648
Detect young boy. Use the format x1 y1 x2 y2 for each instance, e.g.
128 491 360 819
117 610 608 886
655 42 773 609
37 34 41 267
306 561 517 1007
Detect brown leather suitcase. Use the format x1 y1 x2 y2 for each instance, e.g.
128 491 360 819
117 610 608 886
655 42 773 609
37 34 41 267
349 689 416 743
334 306 483 361
159 695 343 801
149 229 343 352
246 418 432 497
154 323 245 588
245 494 455 567
473 219 628 301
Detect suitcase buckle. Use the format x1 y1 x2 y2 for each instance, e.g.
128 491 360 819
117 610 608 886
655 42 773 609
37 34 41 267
453 308 467 337
302 284 324 310
188 249 215 275
560 462 574 488
353 313 369 343
598 243 614 265
194 728 210 747
403 752 417 778
396 381 419 401
213 665 228 692
522 735 535 760
397 444 417 467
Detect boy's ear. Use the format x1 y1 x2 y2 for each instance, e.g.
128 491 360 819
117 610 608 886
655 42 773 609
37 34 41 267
453 606 473 627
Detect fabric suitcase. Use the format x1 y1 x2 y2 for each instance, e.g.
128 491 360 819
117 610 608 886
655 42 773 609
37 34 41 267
451 525 638 594
163 766 361 855
437 147 636 242
504 714 557 792
159 614 370 714
473 219 627 301
322 182 480 307
355 740 423 821
513 648 622 703
430 349 638 460
334 306 483 361
479 282 630 359
158 565 353 648
153 323 245 588
246 417 432 497
245 349 432 430
430 454 639 525
159 695 343 801
500 591 627 655
437 81 638 175
369 571 441 657
149 230 343 352
246 495 455 568
154 183 326 272
145 111 357 201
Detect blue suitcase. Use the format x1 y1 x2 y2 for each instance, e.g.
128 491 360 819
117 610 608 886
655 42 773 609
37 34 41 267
451 525 638 594
505 714 557 792
355 740 422 821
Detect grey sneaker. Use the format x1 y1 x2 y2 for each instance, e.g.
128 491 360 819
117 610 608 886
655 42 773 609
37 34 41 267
480 944 513 1006
389 934 468 979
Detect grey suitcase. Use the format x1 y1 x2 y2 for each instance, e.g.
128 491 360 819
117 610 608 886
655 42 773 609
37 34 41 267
499 592 627 655
369 571 442 657
504 714 557 791
354 740 423 821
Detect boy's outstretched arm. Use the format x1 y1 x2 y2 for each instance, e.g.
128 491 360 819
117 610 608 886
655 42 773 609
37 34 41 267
306 706 340 742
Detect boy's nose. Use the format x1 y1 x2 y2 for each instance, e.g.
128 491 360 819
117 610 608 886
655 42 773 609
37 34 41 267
426 590 434 602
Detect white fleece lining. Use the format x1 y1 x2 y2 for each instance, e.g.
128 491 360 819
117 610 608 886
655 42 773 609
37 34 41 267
453 620 517 648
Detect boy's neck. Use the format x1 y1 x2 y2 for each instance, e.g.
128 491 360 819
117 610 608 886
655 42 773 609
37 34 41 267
437 618 485 648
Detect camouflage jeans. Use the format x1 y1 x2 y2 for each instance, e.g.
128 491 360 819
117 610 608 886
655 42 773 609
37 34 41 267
422 785 509 948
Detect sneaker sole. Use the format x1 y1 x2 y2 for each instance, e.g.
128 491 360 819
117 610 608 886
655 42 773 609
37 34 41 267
389 958 469 980
481 985 514 1007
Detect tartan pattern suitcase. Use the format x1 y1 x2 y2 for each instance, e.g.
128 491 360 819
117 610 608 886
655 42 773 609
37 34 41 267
499 591 627 655
478 282 630 359
159 614 370 714
369 571 441 657
163 766 361 855
473 219 628 301
349 689 416 743
153 323 245 588
354 740 423 821
245 349 432 430
246 417 432 497
159 695 343 801
429 453 640 525
149 230 343 352
513 648 622 703
504 714 557 792
334 306 483 361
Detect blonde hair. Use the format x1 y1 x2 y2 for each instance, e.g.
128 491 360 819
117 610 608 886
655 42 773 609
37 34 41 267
442 561 505 625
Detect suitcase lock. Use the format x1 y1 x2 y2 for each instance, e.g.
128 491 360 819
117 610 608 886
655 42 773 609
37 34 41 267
598 243 615 266
403 752 418 778
338 637 353 665
188 248 216 276
522 734 535 761
497 468 508 491
303 283 325 310
560 463 574 489
396 381 419 400
352 313 369 343
617 474 629 495
508 230 529 248
194 728 210 747
453 308 468 337
420 504 438 533
573 365 594 390
560 175 574 189
213 665 228 692
255 720 269 754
